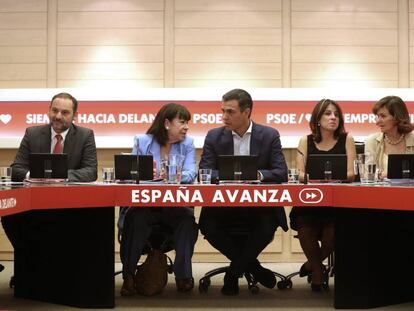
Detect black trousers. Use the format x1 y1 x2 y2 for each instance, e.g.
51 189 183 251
199 207 278 276
120 207 197 280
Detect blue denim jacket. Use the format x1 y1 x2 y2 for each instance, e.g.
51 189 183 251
131 134 197 184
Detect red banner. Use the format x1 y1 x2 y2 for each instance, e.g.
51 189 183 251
1 88 414 148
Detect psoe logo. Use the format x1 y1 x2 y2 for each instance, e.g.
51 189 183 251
299 188 323 204
0 197 17 209
0 114 12 124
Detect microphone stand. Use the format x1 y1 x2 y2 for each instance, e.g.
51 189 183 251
297 149 308 184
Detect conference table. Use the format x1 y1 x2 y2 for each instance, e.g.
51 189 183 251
1 181 414 309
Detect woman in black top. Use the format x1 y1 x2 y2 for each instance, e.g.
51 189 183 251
290 99 356 291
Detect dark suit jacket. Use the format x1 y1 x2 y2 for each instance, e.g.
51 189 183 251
199 121 289 231
11 124 97 182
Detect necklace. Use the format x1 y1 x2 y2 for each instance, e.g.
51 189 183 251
384 133 405 145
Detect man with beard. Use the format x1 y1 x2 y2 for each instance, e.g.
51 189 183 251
9 92 97 182
1 92 98 292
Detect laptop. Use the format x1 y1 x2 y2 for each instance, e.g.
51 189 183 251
387 154 414 179
114 154 153 182
29 153 68 179
307 154 347 181
217 155 259 183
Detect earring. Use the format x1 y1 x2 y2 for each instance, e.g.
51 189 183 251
317 123 320 127
166 127 169 130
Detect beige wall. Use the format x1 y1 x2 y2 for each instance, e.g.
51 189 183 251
0 0 411 88
0 0 411 262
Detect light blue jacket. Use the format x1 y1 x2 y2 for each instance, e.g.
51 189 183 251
132 134 197 184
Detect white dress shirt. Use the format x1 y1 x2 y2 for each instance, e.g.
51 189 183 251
232 121 252 155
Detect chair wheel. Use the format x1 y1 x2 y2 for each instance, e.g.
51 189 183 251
322 282 329 290
167 265 173 274
198 278 210 293
277 279 292 289
307 275 312 284
9 276 14 289
249 284 259 294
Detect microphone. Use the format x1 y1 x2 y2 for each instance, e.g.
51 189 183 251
297 149 308 184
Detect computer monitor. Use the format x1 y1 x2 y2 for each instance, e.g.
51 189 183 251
114 154 153 182
387 154 414 179
307 154 347 181
29 153 68 179
217 155 259 182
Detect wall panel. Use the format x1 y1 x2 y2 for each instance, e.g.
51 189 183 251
175 63 281 80
0 47 47 63
292 29 397 46
293 0 397 11
175 0 281 11
0 12 47 29
58 0 163 11
57 63 163 79
0 30 46 46
175 12 281 28
58 46 163 63
175 46 281 63
0 0 47 12
174 0 282 87
58 12 163 28
0 3 47 88
174 79 282 87
409 0 414 87
291 0 399 88
57 0 165 88
58 29 163 46
175 29 281 45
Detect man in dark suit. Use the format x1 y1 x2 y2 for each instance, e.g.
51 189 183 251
11 92 97 182
2 91 98 264
1 93 114 307
199 88 288 295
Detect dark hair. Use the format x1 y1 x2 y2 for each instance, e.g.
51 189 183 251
222 88 253 117
372 96 414 134
310 99 346 143
50 92 78 113
147 103 191 146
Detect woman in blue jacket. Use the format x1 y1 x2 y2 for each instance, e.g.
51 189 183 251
120 103 197 296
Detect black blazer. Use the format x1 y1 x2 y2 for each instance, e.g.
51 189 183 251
199 121 288 231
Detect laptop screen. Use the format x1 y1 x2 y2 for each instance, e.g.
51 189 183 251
29 153 68 179
307 154 347 181
387 154 414 179
114 154 153 181
217 155 258 181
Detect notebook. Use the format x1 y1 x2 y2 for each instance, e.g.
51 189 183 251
217 155 259 183
387 154 414 179
29 153 68 179
114 154 154 182
307 154 347 181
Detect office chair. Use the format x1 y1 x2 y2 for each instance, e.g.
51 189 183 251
115 208 175 278
280 234 332 290
198 221 287 294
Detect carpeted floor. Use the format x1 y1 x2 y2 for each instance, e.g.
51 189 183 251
0 262 412 311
